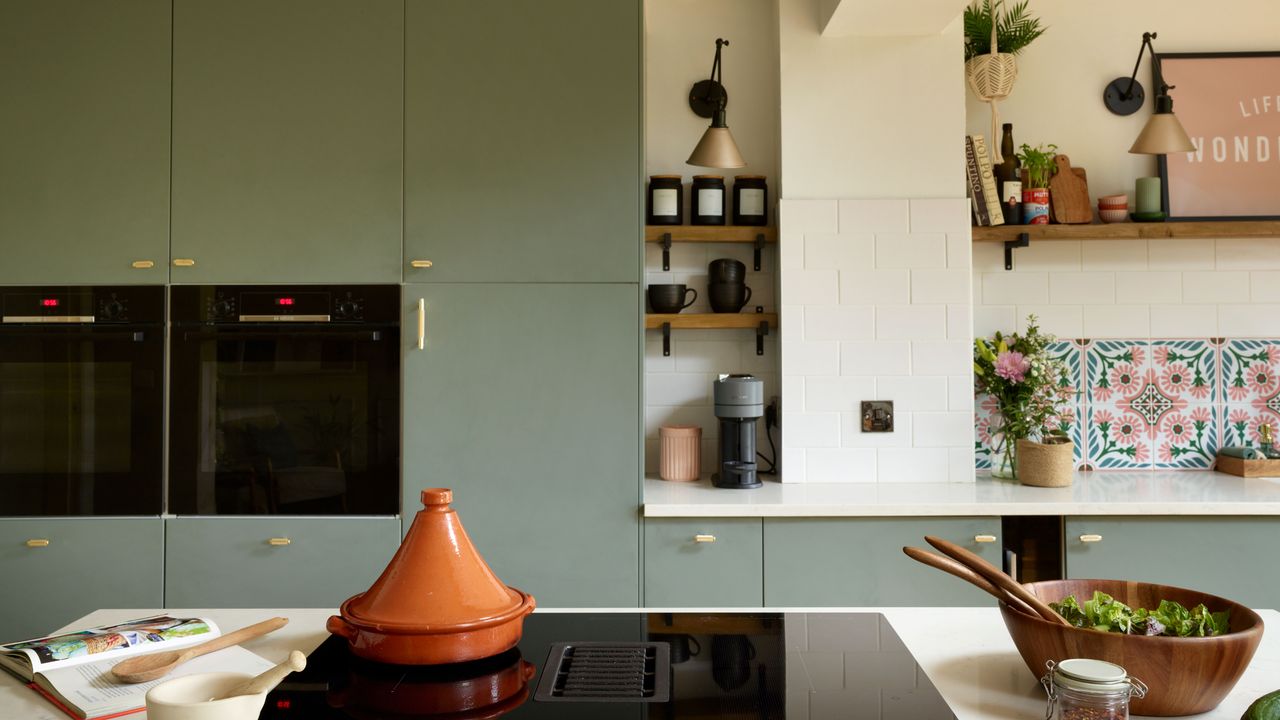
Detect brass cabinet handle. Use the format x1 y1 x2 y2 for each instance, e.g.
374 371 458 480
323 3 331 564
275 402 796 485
1079 534 1103 543
417 298 425 351
267 537 291 546
25 539 50 548
693 534 716 543
131 260 155 269
173 258 196 267
974 534 997 543
410 260 433 268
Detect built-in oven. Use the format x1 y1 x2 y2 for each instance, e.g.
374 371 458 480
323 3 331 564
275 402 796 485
169 286 400 515
0 286 165 516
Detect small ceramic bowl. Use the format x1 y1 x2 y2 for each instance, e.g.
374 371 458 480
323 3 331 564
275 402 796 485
145 672 267 720
1099 208 1130 223
1098 193 1128 206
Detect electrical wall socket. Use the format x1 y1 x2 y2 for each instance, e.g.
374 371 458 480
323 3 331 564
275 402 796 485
859 401 894 433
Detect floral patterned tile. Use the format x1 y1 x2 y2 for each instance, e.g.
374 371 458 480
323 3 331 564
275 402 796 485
1152 405 1218 469
1150 339 1218 404
1221 340 1280 406
1222 404 1280 447
974 340 1084 469
1085 400 1154 469
1084 339 1150 405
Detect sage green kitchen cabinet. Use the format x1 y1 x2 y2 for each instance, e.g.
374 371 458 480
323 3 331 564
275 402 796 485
171 0 402 284
164 517 399 608
0 0 170 285
0 519 163 642
763 517 1003 607
1065 517 1280 609
404 0 641 283
645 518 763 607
402 284 640 606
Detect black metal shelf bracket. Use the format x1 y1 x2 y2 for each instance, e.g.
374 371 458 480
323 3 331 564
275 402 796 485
754 233 765 271
756 320 769 356
661 233 672 271
661 322 672 356
1004 232 1030 271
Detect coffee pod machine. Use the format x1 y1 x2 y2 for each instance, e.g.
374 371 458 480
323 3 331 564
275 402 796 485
712 374 764 489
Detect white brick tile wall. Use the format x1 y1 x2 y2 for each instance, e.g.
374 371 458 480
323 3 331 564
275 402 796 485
782 413 841 448
913 412 973 447
839 269 910 305
1182 270 1251 303
1148 238 1215 270
1251 272 1280 302
1219 304 1280 336
947 303 973 340
840 412 912 447
875 305 947 340
838 198 909 233
973 305 1015 337
839 341 911 376
805 376 877 413
1082 305 1150 339
946 232 971 269
877 447 948 482
947 376 975 413
875 376 949 412
1010 240 1081 271
646 373 711 406
910 199 970 233
783 339 840 376
1049 272 1116 305
910 269 970 304
971 242 1004 273
1151 304 1219 337
1217 237 1280 270
950 447 976 482
782 269 839 305
982 272 1049 305
1015 305 1083 338
804 305 875 341
874 233 947 269
910 341 971 375
806 448 877 482
805 232 874 270
672 340 746 373
782 199 840 234
1115 271 1182 304
1082 239 1147 270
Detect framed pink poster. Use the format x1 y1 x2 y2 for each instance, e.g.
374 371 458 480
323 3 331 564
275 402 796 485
1156 52 1280 220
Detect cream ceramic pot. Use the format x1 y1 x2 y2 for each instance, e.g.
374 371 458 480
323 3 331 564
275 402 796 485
145 672 267 720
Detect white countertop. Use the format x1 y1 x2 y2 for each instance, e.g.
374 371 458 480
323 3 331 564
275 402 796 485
644 471 1280 517
2 606 1274 719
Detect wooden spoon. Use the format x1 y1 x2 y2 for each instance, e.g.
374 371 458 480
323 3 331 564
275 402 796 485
924 535 1071 627
215 650 306 700
111 617 289 684
902 546 1038 617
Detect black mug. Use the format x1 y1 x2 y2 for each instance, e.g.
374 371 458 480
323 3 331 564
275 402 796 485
648 284 697 314
708 258 746 283
708 282 752 313
710 635 756 691
667 634 701 664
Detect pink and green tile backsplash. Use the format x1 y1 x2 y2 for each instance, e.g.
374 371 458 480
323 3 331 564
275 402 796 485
976 338 1280 471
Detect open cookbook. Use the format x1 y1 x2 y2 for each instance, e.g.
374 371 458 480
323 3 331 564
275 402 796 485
0 615 274 720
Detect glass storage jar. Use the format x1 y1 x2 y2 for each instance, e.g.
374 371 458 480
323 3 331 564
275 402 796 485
1041 659 1147 720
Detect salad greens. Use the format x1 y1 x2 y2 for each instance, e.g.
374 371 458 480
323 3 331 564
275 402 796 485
1050 591 1230 637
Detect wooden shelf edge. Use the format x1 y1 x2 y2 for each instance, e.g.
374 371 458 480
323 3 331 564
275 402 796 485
972 219 1280 242
644 225 777 243
644 313 778 330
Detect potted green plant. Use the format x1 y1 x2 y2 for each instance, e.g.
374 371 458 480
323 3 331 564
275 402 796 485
963 1 1047 162
1016 143 1057 225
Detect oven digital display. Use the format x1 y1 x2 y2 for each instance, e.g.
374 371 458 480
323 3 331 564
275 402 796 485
276 297 295 306
41 298 59 307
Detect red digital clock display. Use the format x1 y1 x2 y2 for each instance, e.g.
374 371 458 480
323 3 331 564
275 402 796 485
41 298 59 307
276 297 295 306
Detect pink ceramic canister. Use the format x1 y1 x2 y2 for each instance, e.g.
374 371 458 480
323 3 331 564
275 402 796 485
659 425 702 482
1022 187 1050 225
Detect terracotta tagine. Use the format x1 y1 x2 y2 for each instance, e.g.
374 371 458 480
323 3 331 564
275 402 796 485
327 488 536 665
328 647 536 719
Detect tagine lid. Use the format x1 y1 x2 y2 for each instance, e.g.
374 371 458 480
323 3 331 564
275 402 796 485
340 488 534 632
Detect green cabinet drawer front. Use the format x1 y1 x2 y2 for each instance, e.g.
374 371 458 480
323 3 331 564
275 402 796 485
0 519 163 641
165 517 399 608
764 517 1002 607
1065 517 1280 609
645 519 762 607
405 0 640 283
172 0 402 284
402 284 640 606
0 0 170 284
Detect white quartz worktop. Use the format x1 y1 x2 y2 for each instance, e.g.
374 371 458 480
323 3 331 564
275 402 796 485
643 471 1280 517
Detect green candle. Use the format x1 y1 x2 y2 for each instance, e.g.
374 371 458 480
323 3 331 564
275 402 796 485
1135 176 1162 215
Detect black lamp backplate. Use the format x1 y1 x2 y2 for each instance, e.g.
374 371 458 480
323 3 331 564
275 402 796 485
1103 77 1145 116
689 79 728 119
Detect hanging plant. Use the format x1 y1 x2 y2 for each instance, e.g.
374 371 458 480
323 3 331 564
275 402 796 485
963 0 1047 163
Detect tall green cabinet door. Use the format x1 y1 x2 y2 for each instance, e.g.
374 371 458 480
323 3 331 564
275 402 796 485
0 0 170 285
403 284 641 606
171 0 403 284
404 0 641 283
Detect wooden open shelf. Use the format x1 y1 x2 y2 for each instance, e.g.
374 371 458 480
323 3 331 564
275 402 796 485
972 219 1280 242
644 313 777 330
645 225 776 243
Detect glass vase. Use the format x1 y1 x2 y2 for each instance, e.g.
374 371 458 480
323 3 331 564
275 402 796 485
990 433 1019 479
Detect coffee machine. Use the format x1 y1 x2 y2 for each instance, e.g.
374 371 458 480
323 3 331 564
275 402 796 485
712 374 764 489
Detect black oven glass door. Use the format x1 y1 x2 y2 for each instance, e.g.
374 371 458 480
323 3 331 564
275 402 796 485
0 323 164 516
170 325 399 515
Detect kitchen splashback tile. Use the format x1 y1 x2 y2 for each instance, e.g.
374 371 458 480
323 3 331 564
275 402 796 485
1221 340 1280 405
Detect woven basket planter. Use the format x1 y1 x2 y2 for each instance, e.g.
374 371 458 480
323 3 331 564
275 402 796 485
965 20 1018 163
1015 438 1074 488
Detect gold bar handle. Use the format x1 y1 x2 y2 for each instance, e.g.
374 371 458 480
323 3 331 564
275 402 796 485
693 534 716 543
267 537 291 546
417 298 425 351
131 260 155 269
173 258 196 267
1079 534 1103 543
410 260 433 269
25 539 50 548
974 534 997 543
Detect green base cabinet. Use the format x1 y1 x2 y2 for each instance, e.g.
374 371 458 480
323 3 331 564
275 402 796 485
171 0 403 284
164 517 399 608
402 284 640 607
404 0 640 283
763 517 1002 607
0 519 163 641
644 518 763 607
1065 517 1280 609
0 0 170 285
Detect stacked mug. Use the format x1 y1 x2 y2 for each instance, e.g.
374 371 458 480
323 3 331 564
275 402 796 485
708 259 752 313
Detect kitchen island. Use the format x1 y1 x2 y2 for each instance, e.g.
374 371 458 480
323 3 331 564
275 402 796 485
1 607 1275 719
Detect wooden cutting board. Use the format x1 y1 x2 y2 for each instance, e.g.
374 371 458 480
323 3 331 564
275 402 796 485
1049 155 1091 224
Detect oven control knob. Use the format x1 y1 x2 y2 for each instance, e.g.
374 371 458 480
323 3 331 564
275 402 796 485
101 300 124 320
212 299 235 319
335 299 362 319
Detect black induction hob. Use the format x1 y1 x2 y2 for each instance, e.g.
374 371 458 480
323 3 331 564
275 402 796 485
260 612 955 719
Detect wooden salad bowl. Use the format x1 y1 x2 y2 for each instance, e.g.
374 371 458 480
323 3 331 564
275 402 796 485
1000 579 1264 716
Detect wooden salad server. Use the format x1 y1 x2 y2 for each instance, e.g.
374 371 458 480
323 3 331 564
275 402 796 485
923 535 1071 627
111 617 289 684
902 546 1038 617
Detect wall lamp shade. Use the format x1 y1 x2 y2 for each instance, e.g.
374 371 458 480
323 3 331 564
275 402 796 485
1104 31 1196 155
687 38 746 169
